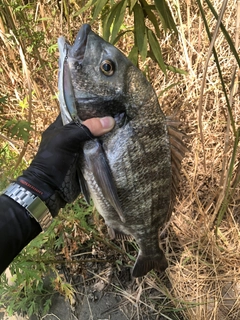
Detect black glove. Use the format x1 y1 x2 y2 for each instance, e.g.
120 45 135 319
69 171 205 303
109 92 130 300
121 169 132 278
17 115 93 216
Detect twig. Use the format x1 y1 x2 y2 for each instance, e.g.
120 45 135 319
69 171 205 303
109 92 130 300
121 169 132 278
197 0 229 170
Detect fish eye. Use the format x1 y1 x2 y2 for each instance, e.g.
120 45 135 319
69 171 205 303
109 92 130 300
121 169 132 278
100 60 114 76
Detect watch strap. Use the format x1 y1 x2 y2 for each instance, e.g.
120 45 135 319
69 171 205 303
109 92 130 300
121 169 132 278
2 183 52 231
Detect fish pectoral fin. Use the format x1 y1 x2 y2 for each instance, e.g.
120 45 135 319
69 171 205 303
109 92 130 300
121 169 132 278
84 141 125 223
77 168 91 204
132 251 168 278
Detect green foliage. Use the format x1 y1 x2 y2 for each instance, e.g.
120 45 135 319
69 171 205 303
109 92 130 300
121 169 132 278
196 0 237 137
0 199 95 317
0 263 54 317
133 2 147 61
0 95 8 105
76 0 180 72
154 0 177 32
204 0 240 68
0 222 58 316
0 144 26 190
147 28 166 73
2 119 33 142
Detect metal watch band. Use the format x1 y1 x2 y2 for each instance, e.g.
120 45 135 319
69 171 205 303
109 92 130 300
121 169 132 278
2 183 52 231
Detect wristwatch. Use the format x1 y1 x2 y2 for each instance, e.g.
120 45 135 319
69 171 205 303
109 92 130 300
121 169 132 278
2 183 52 231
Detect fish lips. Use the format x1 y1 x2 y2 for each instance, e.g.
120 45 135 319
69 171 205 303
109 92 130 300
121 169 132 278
58 24 99 115
69 24 91 61
58 23 91 66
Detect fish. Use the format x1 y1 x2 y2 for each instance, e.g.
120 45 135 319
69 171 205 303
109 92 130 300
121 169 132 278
57 24 187 278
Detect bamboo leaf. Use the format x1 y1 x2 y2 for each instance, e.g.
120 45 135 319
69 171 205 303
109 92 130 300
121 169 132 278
133 2 147 61
103 2 120 41
140 0 160 38
128 45 139 66
166 65 188 75
92 0 109 22
158 82 180 97
145 8 161 38
147 28 166 73
154 0 177 33
129 0 138 13
74 0 98 16
110 0 127 44
112 29 132 45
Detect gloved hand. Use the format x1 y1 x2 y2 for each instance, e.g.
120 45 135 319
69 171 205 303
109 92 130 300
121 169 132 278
17 114 115 216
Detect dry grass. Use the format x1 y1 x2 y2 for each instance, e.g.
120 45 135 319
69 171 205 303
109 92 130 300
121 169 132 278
0 0 239 319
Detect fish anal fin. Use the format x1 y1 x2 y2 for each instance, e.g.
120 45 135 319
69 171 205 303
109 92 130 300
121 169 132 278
115 231 133 241
132 251 168 278
107 227 132 241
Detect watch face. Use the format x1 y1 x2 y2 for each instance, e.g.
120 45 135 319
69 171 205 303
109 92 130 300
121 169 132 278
3 183 52 231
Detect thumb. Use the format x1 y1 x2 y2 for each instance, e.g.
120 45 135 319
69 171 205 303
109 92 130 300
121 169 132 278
83 117 115 136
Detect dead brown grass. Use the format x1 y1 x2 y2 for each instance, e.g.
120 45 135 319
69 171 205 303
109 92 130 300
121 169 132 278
0 0 239 319
157 1 240 319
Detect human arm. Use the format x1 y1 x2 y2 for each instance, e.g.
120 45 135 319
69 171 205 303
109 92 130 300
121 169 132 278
0 115 115 274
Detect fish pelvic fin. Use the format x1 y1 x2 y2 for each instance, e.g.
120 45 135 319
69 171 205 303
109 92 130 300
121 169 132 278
84 140 126 223
132 251 168 278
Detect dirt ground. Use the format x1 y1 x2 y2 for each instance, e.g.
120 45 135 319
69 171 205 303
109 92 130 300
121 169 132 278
0 269 180 320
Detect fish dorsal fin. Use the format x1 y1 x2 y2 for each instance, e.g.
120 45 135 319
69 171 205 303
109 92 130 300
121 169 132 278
167 116 189 212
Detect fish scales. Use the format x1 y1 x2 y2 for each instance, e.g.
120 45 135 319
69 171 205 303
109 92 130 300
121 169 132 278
58 24 186 277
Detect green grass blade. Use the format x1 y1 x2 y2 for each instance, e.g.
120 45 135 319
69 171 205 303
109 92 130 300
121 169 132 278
216 128 240 229
196 0 236 136
205 0 240 68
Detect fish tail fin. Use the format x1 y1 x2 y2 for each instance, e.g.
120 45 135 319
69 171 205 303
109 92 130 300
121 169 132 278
132 251 168 278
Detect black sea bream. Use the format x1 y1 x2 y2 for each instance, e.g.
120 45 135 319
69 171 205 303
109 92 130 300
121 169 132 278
58 24 186 277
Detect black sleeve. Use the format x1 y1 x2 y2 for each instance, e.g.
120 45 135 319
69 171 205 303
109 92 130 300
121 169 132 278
0 195 42 274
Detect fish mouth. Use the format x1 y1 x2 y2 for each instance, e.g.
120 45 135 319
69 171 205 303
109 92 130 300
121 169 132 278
58 24 92 125
58 24 91 64
68 24 91 61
